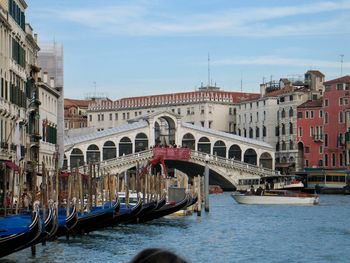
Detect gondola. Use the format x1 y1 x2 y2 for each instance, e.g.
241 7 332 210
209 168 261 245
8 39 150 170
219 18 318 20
112 198 143 224
72 199 120 234
0 203 41 258
54 203 78 238
75 199 120 233
126 199 157 224
138 193 190 223
186 194 198 208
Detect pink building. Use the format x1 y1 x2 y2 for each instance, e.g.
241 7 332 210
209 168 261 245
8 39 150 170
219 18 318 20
323 76 350 168
296 98 324 169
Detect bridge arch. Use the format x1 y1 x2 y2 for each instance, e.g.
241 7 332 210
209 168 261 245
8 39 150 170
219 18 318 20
119 137 133 156
213 140 226 158
103 141 117 160
182 133 195 149
135 133 148 152
197 137 211 154
228 144 242 161
244 148 257 165
259 152 273 169
70 148 84 168
154 115 176 146
87 144 100 163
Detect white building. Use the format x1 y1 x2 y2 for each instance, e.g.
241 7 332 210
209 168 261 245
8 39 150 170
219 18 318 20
87 86 259 138
37 72 60 173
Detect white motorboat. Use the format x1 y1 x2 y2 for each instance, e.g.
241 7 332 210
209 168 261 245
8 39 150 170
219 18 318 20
231 190 319 205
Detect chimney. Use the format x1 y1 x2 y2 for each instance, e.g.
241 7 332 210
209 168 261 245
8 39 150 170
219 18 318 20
43 72 48 83
50 77 55 88
260 83 267 97
34 33 38 43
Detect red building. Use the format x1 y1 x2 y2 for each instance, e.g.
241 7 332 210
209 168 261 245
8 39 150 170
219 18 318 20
297 98 324 169
323 76 350 168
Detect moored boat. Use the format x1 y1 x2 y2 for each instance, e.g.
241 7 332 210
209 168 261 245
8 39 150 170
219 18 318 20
0 203 42 258
231 190 319 205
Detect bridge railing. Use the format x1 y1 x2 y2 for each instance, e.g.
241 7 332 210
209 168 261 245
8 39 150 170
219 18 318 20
191 151 279 177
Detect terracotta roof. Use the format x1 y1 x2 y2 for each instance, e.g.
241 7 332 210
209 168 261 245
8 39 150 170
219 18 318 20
265 86 294 97
324 75 350 85
306 70 325 77
64 98 91 108
297 98 323 109
88 89 260 110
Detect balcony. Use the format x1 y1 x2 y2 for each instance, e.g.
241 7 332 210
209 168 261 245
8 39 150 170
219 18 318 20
313 134 323 142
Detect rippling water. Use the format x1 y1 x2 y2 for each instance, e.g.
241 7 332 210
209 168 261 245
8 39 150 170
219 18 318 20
2 193 350 263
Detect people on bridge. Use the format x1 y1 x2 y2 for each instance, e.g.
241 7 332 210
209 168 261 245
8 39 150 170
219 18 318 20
256 186 263 196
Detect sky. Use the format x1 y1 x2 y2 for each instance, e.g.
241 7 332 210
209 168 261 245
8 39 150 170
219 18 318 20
26 0 350 99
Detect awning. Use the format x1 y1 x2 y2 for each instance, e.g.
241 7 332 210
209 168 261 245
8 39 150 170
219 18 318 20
4 161 19 171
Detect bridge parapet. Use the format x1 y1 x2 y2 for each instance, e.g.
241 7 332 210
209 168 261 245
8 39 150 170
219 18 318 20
190 151 279 178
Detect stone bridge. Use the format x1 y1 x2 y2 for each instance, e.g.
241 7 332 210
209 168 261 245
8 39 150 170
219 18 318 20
90 148 279 190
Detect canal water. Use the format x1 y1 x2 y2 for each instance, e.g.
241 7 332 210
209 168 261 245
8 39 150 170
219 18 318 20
2 193 350 263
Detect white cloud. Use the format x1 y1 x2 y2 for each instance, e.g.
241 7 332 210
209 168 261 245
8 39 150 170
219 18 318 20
46 0 350 37
213 55 350 69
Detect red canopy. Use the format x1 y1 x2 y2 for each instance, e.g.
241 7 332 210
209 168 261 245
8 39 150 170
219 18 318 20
4 161 19 172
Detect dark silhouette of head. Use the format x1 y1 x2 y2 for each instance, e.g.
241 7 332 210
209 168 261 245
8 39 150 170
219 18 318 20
130 248 188 263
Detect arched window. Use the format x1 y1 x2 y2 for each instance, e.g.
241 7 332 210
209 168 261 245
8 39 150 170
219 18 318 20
249 128 253 138
228 145 242 160
86 144 100 164
70 148 84 168
182 133 195 149
103 141 116 160
281 108 286 118
135 133 148 152
289 140 294 150
197 137 211 154
282 124 285 135
289 107 293 117
213 140 226 158
289 122 293 134
119 137 132 156
255 127 260 138
282 141 286 150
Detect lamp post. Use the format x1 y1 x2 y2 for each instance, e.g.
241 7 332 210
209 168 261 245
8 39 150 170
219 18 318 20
204 154 210 212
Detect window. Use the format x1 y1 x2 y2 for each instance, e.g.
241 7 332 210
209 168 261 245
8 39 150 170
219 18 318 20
289 107 293 117
297 112 303 118
340 98 344 105
346 83 350 90
115 113 118 120
208 121 212 128
249 128 253 138
98 114 100 121
281 108 286 118
281 124 285 135
310 126 314 136
324 134 328 147
332 153 336 166
250 113 252 123
123 113 126 120
275 126 280 136
177 108 181 115
201 106 205 114
280 97 285 103
318 159 323 167
337 83 343 90
187 108 190 115
305 160 309 167
305 147 310 153
263 126 266 137
109 113 112 121
229 107 232 115
310 111 314 118
282 141 286 150
325 99 329 107
89 115 92 122
256 112 259 121
191 107 194 114
340 112 343 123
201 121 205 127
134 112 137 117
325 154 328 167
289 95 293 101
256 127 260 138
127 112 130 119
289 140 293 150
325 113 328 123
208 106 212 114
319 110 323 118
298 127 302 137
101 114 104 121
289 123 293 134
305 111 309 118
340 153 343 166
263 111 266 121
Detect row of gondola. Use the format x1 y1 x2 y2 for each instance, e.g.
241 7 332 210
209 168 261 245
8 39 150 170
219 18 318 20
0 193 198 258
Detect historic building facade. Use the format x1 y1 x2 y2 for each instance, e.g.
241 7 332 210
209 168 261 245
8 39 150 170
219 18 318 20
296 98 324 169
87 87 259 134
323 76 350 169
64 98 89 130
